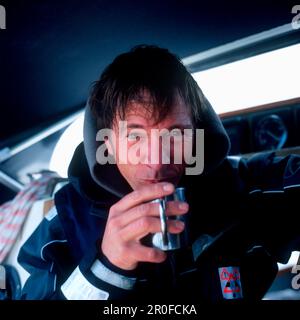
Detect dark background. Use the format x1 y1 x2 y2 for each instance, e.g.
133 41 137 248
0 0 297 145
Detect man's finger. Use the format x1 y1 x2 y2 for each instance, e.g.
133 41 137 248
129 242 167 264
111 182 175 214
115 201 188 228
120 216 185 241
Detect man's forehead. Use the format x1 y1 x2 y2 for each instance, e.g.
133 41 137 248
117 98 192 124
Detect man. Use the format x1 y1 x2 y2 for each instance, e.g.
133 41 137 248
18 45 300 301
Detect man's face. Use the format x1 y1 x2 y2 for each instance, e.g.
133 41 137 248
105 94 193 190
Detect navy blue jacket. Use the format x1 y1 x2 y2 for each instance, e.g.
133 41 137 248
18 143 300 301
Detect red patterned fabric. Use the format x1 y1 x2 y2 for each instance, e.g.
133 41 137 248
0 172 60 262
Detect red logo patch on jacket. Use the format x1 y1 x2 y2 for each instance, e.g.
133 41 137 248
218 266 243 299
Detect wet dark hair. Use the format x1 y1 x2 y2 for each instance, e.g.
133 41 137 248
90 45 205 128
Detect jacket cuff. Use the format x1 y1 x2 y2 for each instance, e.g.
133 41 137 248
98 252 138 278
61 266 110 300
61 245 137 300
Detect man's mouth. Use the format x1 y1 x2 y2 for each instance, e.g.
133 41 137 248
141 179 163 183
140 176 177 184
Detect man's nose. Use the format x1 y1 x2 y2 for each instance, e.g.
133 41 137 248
146 135 170 167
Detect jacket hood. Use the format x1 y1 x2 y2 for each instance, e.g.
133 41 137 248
68 142 132 201
78 95 230 197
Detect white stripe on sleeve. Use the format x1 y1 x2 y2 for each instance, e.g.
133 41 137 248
61 266 109 300
91 259 136 290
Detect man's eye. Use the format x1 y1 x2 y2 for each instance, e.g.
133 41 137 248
127 132 141 141
168 129 183 138
169 129 183 137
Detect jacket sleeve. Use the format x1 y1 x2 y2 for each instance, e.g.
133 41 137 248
17 207 74 299
18 206 137 300
242 152 300 263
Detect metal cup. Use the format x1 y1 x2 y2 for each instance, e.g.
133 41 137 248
150 187 189 251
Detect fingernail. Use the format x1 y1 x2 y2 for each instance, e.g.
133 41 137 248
163 183 173 192
175 221 185 228
179 202 188 210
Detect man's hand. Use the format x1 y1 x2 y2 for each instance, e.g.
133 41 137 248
101 182 189 271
